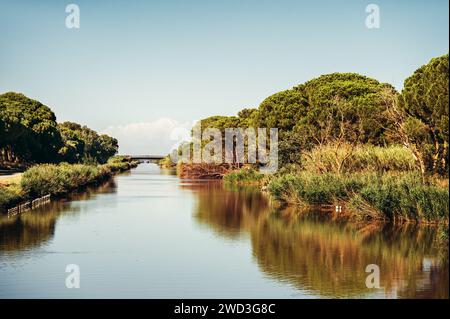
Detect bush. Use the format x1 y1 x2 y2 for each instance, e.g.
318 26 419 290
20 163 112 197
106 156 139 172
0 157 138 212
158 156 176 168
224 167 265 185
0 184 22 211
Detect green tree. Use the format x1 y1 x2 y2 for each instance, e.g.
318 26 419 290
237 108 258 128
252 73 396 167
0 92 119 168
58 122 118 164
57 122 86 163
97 134 119 163
293 73 397 148
0 92 62 164
399 54 449 176
255 89 308 135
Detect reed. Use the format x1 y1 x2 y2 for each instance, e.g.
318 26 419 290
267 171 449 223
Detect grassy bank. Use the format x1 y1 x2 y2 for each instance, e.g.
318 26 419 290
0 156 138 212
225 168 449 223
301 143 417 174
267 172 448 223
222 145 448 224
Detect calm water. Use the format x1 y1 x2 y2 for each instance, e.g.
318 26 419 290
0 164 448 298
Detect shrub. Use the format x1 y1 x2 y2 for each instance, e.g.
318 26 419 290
0 157 137 212
224 167 265 185
0 184 22 211
20 163 111 197
106 156 138 172
158 156 176 168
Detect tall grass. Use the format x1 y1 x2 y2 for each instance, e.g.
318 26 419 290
268 171 449 223
348 173 449 222
301 143 416 174
268 172 362 206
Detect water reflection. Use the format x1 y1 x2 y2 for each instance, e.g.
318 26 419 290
0 166 447 299
0 180 116 253
189 182 449 299
185 182 267 239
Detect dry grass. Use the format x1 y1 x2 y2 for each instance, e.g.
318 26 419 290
177 162 238 179
0 173 22 187
301 143 416 174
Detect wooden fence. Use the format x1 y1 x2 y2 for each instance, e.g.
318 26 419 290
7 194 51 218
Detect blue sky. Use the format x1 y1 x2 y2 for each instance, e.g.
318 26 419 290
0 0 448 154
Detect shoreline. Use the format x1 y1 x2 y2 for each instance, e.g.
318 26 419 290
0 157 138 214
169 163 449 226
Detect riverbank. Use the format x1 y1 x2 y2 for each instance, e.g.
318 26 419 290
223 167 449 225
270 171 448 223
0 156 138 212
1 163 446 298
161 155 449 224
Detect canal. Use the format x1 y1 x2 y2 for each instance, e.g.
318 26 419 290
0 164 448 298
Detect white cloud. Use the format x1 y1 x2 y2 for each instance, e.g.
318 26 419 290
102 118 194 155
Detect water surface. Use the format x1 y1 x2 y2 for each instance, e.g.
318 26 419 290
0 164 448 298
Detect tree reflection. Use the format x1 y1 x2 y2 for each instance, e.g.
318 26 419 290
189 182 449 298
0 180 116 252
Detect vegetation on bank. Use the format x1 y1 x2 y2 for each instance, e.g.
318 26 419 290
224 144 449 223
223 167 265 185
158 155 176 169
268 172 448 223
0 92 131 212
173 54 449 223
173 54 448 179
105 155 139 173
177 162 233 179
0 92 118 169
0 156 138 212
0 183 22 212
301 143 416 174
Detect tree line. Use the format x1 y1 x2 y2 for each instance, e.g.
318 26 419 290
0 92 118 168
197 54 449 179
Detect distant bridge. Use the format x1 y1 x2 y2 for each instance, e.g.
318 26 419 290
126 155 166 163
